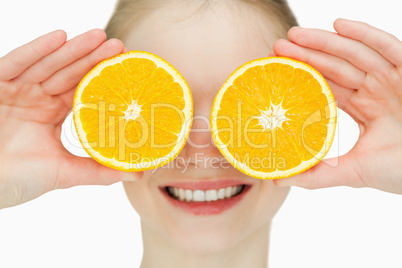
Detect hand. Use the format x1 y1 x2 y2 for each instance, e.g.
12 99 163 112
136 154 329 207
0 29 142 209
271 18 402 195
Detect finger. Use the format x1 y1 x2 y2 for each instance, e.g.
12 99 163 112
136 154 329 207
52 88 76 126
20 29 106 83
273 39 366 90
56 153 143 189
123 47 130 53
41 38 125 95
325 79 366 125
0 30 67 81
273 39 365 122
273 153 365 189
334 18 402 66
287 26 394 73
325 79 355 115
58 88 76 109
268 51 276 57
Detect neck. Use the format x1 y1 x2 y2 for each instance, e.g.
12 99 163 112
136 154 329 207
139 221 271 268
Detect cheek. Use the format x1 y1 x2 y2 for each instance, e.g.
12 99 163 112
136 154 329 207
122 174 158 222
122 181 146 213
122 171 176 237
253 180 290 224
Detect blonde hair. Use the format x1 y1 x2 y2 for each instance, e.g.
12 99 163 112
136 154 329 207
105 0 298 40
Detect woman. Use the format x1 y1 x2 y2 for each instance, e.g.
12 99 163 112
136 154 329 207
0 0 401 267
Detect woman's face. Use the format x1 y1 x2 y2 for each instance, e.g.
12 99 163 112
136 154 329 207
122 2 290 253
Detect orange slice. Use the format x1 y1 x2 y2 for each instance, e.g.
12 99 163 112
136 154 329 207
73 51 193 171
210 57 337 179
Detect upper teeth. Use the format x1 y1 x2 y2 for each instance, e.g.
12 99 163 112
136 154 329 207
167 186 244 202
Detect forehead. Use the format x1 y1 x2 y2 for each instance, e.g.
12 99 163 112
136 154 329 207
124 2 279 98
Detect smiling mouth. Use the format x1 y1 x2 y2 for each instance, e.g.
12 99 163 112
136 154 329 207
164 185 247 202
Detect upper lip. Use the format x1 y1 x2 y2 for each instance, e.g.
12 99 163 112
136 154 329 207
159 178 253 191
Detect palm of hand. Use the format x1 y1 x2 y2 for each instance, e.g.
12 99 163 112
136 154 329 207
273 19 402 194
0 29 138 209
352 67 402 193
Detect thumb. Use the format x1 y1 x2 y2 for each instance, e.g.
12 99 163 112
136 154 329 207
273 153 364 189
56 154 143 189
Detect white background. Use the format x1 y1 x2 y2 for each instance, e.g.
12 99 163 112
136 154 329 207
0 1 402 267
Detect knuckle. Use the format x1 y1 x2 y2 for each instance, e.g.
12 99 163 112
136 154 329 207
379 40 393 55
318 34 330 51
8 53 25 71
358 27 369 42
0 180 22 210
28 43 42 58
360 21 370 28
348 92 366 109
86 54 96 70
324 66 339 81
69 43 82 59
9 185 22 207
300 168 318 189
36 59 54 76
0 81 7 96
58 71 75 89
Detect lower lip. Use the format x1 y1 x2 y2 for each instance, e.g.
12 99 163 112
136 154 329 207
159 185 252 216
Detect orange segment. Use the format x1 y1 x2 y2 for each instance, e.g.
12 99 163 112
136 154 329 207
210 57 337 179
73 51 193 171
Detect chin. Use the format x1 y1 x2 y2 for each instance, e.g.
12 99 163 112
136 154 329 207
173 233 241 254
166 212 251 254
123 169 290 255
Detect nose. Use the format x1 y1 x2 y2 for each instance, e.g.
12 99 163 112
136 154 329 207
177 100 226 167
187 114 214 149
